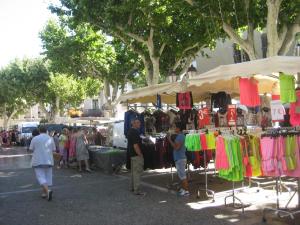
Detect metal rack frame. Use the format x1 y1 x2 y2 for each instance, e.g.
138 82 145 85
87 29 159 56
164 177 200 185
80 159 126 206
197 150 215 202
262 178 300 222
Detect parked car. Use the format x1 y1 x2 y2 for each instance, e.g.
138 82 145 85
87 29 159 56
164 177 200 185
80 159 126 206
17 122 39 146
38 124 69 134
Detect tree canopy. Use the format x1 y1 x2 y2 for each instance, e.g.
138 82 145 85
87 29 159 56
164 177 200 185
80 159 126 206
40 19 145 101
41 73 102 122
185 0 300 59
0 58 50 129
50 0 217 85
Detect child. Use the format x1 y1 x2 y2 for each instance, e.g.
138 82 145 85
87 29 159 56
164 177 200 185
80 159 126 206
57 128 69 168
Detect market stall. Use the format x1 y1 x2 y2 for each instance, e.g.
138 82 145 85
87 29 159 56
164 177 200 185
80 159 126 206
118 56 300 221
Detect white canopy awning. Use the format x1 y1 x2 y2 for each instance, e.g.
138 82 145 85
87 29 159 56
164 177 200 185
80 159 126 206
117 81 185 104
191 56 300 79
118 56 300 104
188 56 300 100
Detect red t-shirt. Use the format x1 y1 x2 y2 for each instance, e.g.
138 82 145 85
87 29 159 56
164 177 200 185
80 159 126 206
239 78 261 107
289 90 300 126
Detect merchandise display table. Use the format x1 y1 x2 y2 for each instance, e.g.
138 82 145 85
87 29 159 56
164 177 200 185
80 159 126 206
88 146 126 174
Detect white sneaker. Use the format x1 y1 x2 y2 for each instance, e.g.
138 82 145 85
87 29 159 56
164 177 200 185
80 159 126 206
178 188 185 194
178 190 190 197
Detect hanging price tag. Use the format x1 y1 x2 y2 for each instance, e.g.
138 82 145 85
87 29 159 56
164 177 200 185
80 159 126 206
198 107 211 128
227 104 237 126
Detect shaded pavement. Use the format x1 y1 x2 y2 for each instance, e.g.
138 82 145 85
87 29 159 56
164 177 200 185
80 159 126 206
0 147 297 225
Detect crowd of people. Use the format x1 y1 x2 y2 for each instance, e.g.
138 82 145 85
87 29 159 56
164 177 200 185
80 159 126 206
49 127 105 171
0 130 17 147
29 126 105 201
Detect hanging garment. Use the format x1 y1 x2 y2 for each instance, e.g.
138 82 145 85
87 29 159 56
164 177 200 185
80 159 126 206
211 92 231 111
279 108 292 127
179 110 192 130
260 137 278 176
200 133 208 150
261 94 271 109
124 110 145 137
218 110 228 127
185 133 201 151
285 135 297 170
289 90 300 126
236 108 246 126
206 132 216 150
260 107 272 128
285 136 300 177
239 77 261 107
218 136 244 182
215 136 230 170
248 135 262 177
260 134 292 176
279 73 296 103
153 110 170 133
270 100 286 122
240 137 252 177
144 114 156 134
245 107 259 126
176 92 193 110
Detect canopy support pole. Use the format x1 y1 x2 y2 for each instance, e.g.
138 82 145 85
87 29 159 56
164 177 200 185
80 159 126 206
296 73 300 89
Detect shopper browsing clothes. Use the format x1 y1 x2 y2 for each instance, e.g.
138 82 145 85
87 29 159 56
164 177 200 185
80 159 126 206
57 128 69 169
76 129 92 172
29 126 56 201
168 122 190 197
127 118 146 196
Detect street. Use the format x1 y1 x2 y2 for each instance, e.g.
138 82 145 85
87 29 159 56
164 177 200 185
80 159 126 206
0 147 296 225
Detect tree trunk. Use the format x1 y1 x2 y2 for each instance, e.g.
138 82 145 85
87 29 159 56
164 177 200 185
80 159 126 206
222 22 258 60
179 56 194 75
142 58 153 86
111 83 119 102
266 0 283 57
3 117 9 131
53 97 60 123
278 15 300 55
2 110 16 131
103 78 111 104
151 58 160 85
39 104 51 122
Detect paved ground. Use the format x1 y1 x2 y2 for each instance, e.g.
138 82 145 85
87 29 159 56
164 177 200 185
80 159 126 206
0 147 298 225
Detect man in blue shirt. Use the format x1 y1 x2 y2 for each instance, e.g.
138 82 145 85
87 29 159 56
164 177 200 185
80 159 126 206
168 122 189 196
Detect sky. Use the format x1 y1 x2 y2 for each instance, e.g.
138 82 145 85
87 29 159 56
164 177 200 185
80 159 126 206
0 0 59 68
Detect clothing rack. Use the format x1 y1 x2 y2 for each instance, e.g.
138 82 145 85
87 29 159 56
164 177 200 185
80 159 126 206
185 129 215 201
197 149 215 202
218 132 249 213
225 181 245 213
261 127 300 222
166 166 179 190
262 177 300 221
